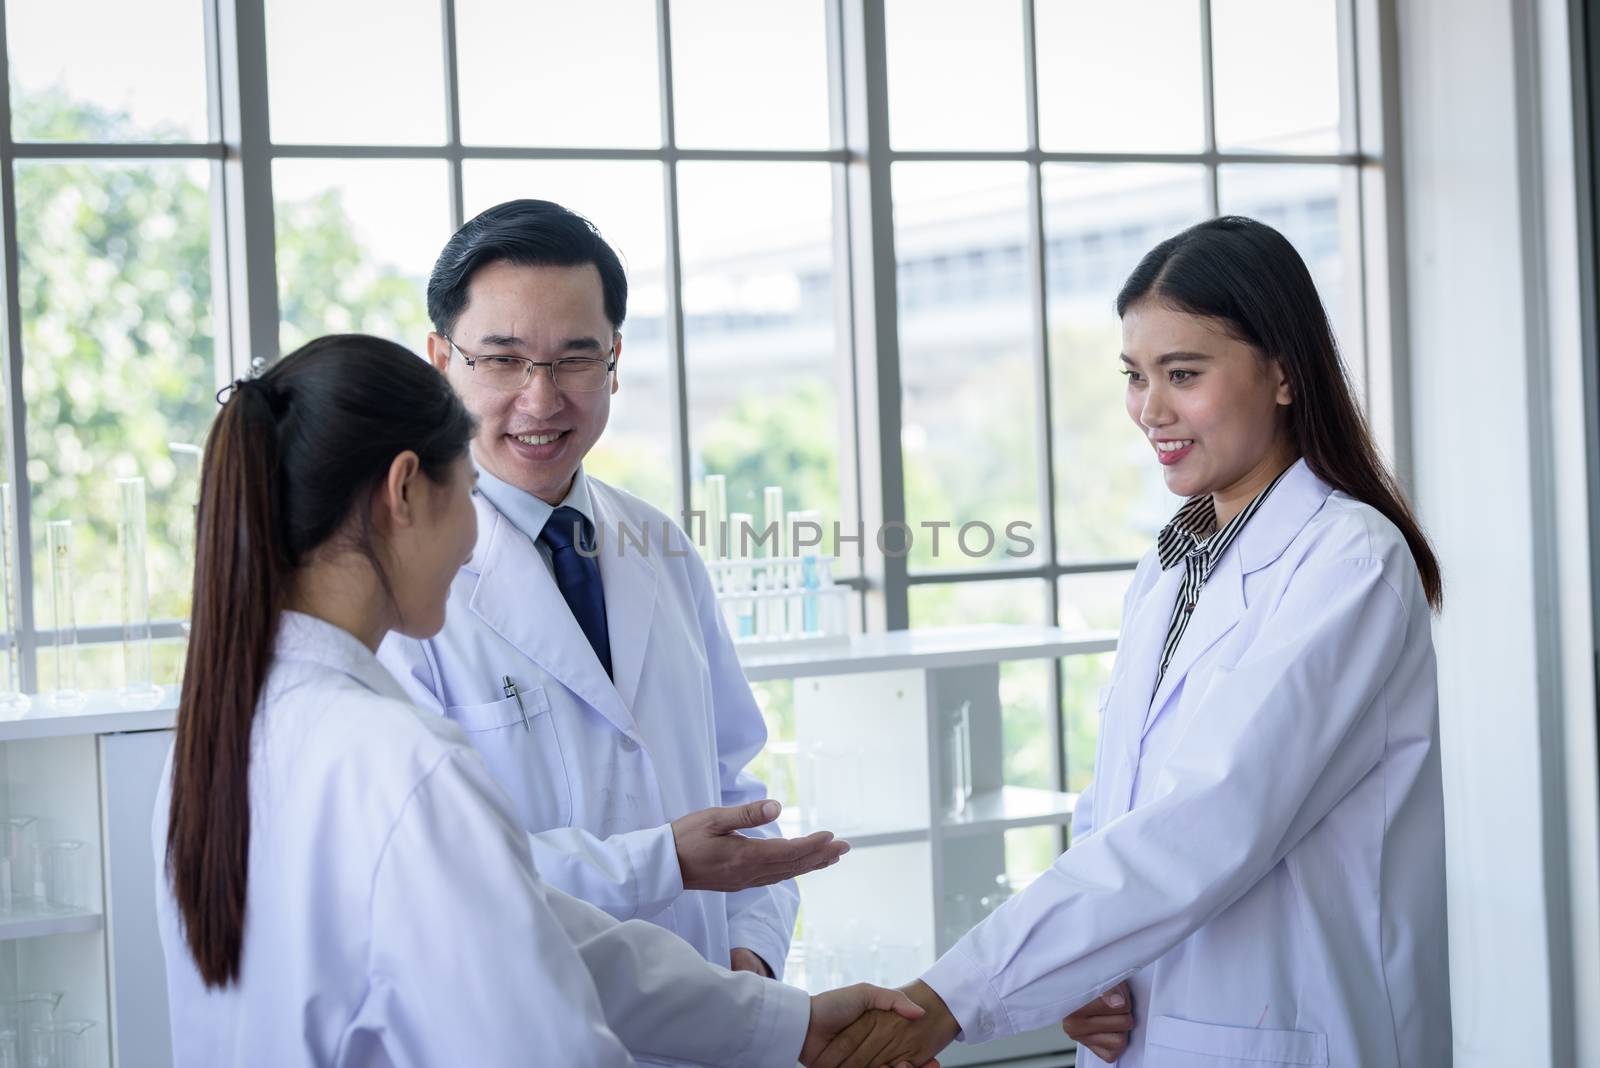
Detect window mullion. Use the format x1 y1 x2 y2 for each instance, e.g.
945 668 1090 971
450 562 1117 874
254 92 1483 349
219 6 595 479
441 0 465 231
1200 0 1221 215
838 0 908 632
0 6 39 692
214 0 281 377
656 0 692 526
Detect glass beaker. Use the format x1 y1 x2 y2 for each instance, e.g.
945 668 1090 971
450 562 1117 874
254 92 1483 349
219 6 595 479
45 520 84 711
2 817 39 910
942 700 973 816
44 841 87 911
3 993 59 1068
35 1020 94 1068
0 483 28 716
800 744 865 834
117 477 162 709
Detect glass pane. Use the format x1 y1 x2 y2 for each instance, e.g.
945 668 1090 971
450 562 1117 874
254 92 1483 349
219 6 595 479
463 162 674 512
1057 570 1134 636
457 0 660 148
1212 0 1342 153
6 0 208 142
266 0 446 145
1004 825 1060 887
1044 164 1210 563
1035 0 1204 152
1061 650 1114 795
885 0 1026 150
1217 164 1356 351
671 0 830 149
909 581 1052 796
78 636 189 688
897 163 1040 571
1056 572 1132 639
16 161 214 630
677 162 844 556
275 160 450 353
908 579 1047 628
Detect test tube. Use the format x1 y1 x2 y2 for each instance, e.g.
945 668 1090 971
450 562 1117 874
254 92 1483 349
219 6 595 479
45 520 85 711
762 487 785 638
703 475 727 560
729 513 754 638
797 510 823 634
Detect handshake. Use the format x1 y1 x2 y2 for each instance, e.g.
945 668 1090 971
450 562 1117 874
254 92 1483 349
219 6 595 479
802 978 1136 1067
800 980 960 1068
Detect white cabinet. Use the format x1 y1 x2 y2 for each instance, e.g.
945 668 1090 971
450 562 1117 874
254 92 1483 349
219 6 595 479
0 698 174 1068
0 624 1115 1068
741 625 1115 1067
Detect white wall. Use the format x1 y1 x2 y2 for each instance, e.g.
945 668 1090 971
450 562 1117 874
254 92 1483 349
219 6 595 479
1396 0 1599 1063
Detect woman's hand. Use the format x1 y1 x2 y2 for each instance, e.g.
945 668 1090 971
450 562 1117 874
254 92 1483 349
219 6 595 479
1062 982 1134 1063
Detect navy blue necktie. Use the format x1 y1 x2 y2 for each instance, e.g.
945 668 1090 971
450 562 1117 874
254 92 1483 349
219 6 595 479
539 506 613 679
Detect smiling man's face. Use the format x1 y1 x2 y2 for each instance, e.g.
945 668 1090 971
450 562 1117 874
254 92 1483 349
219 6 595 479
429 259 620 504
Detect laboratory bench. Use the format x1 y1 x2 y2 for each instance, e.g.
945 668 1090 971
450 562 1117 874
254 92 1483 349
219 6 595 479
0 624 1114 1067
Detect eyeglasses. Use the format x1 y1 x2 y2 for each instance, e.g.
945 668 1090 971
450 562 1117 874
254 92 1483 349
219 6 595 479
443 335 616 393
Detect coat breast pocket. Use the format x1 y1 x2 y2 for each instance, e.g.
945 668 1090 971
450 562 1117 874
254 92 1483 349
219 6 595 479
445 687 574 830
1146 1015 1328 1066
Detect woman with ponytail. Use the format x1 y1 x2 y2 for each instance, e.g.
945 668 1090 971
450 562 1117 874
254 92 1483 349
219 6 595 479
154 334 925 1068
816 218 1450 1068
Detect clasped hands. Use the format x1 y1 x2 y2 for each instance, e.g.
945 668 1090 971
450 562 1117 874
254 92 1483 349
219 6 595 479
806 979 1134 1067
802 980 955 1068
673 802 1132 1064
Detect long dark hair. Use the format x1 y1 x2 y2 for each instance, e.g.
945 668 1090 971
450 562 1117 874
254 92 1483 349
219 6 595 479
1118 216 1442 611
166 334 475 987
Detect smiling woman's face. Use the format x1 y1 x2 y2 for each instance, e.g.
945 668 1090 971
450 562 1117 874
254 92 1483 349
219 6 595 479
1121 298 1294 508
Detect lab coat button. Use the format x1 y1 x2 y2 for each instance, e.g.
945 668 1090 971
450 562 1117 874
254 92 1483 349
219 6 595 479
620 735 641 752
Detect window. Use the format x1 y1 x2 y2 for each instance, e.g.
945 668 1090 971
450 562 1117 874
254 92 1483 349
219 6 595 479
0 2 1387 817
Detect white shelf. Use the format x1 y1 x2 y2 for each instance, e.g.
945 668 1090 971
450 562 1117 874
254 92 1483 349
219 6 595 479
940 786 1078 839
0 688 179 743
0 901 104 941
739 625 1117 682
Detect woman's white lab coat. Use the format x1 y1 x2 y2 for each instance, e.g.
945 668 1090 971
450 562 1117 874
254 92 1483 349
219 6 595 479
921 460 1451 1067
378 476 796 979
151 611 808 1068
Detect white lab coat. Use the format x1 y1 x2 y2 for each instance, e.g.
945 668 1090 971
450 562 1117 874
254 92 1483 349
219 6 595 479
151 612 809 1068
377 477 796 982
922 459 1450 1067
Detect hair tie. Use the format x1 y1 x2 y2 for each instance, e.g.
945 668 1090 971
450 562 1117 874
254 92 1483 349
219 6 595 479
216 375 270 406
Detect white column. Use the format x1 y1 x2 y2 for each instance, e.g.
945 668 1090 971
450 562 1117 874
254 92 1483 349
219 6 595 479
1397 0 1598 1064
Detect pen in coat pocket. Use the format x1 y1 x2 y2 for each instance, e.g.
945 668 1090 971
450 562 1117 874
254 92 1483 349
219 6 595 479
502 675 531 731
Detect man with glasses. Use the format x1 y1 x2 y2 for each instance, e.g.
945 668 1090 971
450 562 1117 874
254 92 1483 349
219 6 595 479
378 202 840 1033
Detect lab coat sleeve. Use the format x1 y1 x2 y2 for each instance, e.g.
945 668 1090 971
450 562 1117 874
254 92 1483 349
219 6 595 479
922 553 1411 1042
379 634 684 922
542 885 812 1067
526 823 684 922
687 534 800 978
360 749 634 1068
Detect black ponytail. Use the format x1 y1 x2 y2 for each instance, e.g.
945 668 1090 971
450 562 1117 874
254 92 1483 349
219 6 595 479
166 334 474 986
